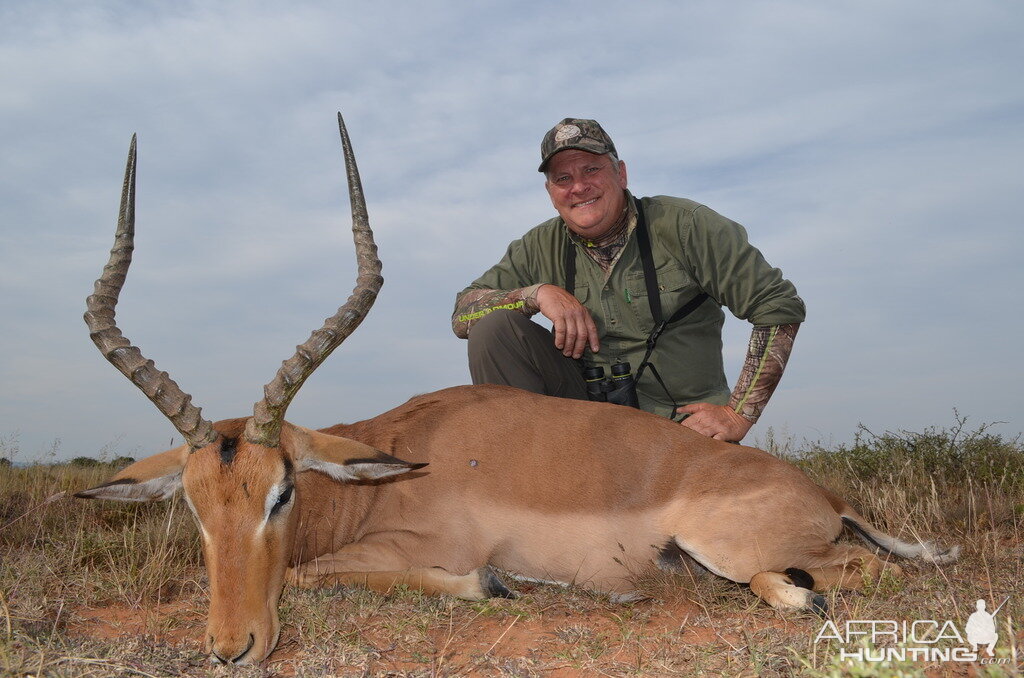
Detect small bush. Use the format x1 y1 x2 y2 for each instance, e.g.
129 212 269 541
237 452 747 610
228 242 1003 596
69 456 103 468
794 417 1023 487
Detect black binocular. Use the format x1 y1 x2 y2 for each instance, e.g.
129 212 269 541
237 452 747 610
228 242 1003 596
584 362 640 409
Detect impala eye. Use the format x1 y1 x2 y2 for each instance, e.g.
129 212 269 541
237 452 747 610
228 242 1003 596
269 485 293 517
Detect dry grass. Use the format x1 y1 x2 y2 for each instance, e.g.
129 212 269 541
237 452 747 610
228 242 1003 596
1 418 1021 677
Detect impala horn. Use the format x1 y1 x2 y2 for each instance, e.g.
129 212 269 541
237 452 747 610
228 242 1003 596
244 113 383 448
84 134 219 450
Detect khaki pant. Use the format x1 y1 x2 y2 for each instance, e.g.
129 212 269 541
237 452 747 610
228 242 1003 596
467 310 588 400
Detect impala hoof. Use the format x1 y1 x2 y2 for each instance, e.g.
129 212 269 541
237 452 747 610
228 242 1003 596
479 566 516 599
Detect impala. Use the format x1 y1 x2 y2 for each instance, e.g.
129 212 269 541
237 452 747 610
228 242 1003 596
77 114 958 665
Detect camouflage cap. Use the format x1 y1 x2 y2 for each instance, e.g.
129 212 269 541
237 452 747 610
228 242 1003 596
538 118 617 172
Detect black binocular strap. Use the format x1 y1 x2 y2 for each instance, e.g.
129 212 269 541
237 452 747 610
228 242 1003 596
563 198 710 417
631 198 709 417
564 235 576 294
634 197 711 330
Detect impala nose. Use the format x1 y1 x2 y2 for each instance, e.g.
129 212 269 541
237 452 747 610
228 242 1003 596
209 632 256 665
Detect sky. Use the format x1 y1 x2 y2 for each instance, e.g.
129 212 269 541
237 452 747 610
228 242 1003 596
1 1 1021 462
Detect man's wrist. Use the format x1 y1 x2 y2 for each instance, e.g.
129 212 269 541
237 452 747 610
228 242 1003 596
521 283 546 312
728 398 760 424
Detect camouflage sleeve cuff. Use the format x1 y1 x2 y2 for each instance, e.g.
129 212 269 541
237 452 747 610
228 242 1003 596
728 323 800 424
451 285 544 339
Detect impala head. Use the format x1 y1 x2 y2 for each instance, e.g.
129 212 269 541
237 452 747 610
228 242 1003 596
78 418 421 664
75 115 411 665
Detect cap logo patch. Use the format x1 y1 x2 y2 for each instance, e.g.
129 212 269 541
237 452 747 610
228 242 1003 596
554 124 582 142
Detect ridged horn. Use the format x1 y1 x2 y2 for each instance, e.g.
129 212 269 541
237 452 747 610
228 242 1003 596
244 113 383 448
84 135 219 450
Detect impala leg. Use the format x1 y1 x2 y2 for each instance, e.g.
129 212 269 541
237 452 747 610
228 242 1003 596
291 566 512 600
749 569 828 613
749 546 904 612
287 540 513 600
801 547 904 590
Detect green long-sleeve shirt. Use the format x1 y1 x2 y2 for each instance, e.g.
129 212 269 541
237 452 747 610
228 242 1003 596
454 193 805 419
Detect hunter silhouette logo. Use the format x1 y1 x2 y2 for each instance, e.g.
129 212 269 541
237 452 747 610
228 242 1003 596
966 597 1007 656
815 596 1011 665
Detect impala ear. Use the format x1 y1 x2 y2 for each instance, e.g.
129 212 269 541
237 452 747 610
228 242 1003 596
288 425 427 482
74 445 190 502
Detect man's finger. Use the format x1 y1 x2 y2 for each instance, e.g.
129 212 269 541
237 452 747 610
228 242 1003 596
569 312 589 358
585 313 600 352
679 416 704 432
552 317 566 350
561 314 579 356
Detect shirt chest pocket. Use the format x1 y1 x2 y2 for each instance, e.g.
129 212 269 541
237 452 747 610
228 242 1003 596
624 267 700 331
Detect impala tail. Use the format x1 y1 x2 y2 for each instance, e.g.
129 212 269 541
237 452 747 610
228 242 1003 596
819 486 960 565
841 516 960 565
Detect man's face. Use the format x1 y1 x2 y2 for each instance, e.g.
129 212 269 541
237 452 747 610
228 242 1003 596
545 149 628 240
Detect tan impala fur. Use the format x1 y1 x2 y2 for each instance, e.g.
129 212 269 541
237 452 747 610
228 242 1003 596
76 116 958 665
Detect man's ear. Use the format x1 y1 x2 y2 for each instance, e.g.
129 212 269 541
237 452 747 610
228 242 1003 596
74 445 190 501
287 425 427 482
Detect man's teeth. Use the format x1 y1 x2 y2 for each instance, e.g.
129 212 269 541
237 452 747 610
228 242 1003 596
574 198 598 207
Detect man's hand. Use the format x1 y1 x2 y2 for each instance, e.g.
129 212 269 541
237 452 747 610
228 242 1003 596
535 284 600 358
677 403 752 442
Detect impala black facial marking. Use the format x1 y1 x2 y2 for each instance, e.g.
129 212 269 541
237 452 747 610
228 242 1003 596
220 437 239 465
